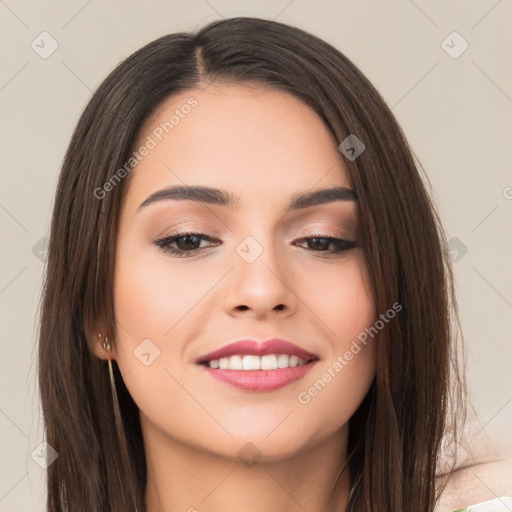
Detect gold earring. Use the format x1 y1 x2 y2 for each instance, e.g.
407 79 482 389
98 333 124 435
100 332 111 351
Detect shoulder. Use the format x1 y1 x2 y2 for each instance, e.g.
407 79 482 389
450 496 512 512
435 458 512 512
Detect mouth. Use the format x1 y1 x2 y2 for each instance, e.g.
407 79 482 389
196 338 319 392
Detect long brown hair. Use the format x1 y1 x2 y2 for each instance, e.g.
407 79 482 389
37 16 465 512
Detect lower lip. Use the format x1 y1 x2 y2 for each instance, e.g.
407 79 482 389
199 361 317 391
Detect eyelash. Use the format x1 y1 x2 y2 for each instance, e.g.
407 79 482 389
154 230 358 258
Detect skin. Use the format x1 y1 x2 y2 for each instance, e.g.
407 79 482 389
436 459 512 511
93 81 377 512
435 428 512 511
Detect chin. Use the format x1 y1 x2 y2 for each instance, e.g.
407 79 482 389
194 422 324 463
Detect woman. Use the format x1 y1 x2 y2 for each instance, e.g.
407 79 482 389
37 16 511 512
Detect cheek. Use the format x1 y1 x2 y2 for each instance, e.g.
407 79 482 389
111 239 216 434
112 235 222 350
298 253 376 346
293 255 376 424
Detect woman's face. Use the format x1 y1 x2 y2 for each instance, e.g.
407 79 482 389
100 81 376 460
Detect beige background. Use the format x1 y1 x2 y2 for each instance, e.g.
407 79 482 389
1 1 511 510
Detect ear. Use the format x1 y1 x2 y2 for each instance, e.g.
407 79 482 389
91 332 116 361
85 318 116 361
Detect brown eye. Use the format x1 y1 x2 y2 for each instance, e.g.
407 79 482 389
294 236 358 254
154 232 219 257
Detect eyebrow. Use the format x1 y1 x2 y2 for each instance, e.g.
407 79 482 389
137 184 357 213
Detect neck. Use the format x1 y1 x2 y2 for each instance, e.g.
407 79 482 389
143 416 351 512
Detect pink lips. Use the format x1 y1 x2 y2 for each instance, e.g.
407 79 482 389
196 338 318 364
196 338 319 392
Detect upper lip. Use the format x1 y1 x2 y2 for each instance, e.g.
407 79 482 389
196 338 319 364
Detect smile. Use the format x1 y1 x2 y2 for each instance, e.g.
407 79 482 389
196 338 319 391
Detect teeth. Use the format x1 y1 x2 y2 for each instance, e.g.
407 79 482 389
277 354 289 368
243 355 261 370
261 354 277 370
228 354 243 370
205 354 310 370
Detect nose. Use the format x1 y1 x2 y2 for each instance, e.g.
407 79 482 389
221 237 298 321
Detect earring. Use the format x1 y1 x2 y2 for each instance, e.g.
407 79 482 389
98 333 124 437
100 332 111 352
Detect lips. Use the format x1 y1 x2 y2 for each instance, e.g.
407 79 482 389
196 338 319 392
196 338 319 364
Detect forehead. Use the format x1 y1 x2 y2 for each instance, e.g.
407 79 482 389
124 81 351 213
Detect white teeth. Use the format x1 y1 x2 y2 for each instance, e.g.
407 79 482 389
242 355 261 370
228 354 243 370
204 354 310 370
277 354 289 368
260 354 278 370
